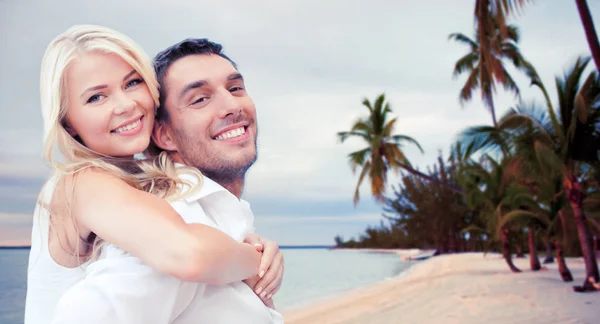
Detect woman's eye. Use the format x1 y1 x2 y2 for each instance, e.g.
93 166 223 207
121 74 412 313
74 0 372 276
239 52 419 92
126 78 144 88
87 94 105 104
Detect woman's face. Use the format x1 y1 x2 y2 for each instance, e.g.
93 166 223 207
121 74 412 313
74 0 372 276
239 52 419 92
64 51 155 157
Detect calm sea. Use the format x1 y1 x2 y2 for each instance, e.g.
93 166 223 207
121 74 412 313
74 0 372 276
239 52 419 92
0 247 413 323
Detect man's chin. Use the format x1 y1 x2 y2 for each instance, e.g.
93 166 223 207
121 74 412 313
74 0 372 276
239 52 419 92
226 154 257 171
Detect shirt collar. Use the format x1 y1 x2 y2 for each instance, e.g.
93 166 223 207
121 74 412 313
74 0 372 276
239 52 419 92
175 163 244 204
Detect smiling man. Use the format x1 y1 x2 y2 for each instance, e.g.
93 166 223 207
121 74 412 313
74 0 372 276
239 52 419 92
152 40 258 199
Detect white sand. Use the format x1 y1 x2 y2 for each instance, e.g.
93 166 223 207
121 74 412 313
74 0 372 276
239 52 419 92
283 253 600 324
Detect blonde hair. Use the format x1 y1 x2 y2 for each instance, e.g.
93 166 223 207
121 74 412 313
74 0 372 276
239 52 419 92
38 24 199 262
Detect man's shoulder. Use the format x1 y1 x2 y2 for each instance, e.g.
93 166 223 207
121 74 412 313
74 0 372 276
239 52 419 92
167 198 211 225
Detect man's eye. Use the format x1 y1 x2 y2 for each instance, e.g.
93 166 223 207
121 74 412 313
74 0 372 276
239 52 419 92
192 97 208 105
229 86 244 92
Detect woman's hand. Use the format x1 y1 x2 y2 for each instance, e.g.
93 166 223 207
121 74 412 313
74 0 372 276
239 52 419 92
243 234 284 301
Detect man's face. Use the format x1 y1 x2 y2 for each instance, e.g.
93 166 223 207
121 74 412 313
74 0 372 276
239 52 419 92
159 54 257 177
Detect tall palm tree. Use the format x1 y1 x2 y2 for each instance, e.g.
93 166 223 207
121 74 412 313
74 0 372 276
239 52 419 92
450 23 533 126
474 0 533 107
575 0 600 70
337 94 424 205
475 1 599 71
500 57 600 291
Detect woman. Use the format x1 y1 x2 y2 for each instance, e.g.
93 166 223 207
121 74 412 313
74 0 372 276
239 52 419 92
25 25 282 323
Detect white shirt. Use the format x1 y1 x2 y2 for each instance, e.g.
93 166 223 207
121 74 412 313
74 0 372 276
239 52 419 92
50 170 284 324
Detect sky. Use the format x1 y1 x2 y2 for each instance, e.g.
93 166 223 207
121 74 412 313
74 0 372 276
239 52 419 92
0 0 598 245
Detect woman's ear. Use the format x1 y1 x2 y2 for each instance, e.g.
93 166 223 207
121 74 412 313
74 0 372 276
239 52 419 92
152 123 178 152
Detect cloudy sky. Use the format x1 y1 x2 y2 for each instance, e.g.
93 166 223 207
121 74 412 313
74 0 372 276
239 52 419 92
0 0 597 245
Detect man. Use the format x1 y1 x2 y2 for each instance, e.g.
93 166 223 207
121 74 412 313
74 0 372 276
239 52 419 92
51 39 285 324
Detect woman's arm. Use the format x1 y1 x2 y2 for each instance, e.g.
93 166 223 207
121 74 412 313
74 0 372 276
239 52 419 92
66 168 261 284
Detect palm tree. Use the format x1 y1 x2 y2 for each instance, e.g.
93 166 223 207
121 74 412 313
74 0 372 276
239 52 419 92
575 0 600 70
451 17 533 126
337 94 424 205
461 155 525 273
474 0 533 116
475 0 599 71
500 57 600 291
500 179 575 279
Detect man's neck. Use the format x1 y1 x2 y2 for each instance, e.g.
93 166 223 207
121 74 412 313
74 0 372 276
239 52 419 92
210 176 244 199
171 153 245 198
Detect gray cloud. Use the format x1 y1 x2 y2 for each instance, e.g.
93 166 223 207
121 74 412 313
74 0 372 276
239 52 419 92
0 0 596 243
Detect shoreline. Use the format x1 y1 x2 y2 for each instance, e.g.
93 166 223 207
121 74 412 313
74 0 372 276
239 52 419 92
283 252 600 324
277 248 419 313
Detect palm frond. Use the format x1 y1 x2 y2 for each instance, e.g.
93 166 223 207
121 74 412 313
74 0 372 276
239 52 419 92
390 135 424 154
353 161 371 205
459 67 481 105
501 210 550 229
448 33 478 50
456 125 507 157
534 141 566 179
347 147 371 173
337 130 370 144
382 118 397 137
453 52 479 79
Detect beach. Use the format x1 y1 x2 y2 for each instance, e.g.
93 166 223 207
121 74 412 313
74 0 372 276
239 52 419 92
284 252 600 324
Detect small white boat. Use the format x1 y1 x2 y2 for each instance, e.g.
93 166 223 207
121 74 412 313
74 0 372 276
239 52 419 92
400 250 437 261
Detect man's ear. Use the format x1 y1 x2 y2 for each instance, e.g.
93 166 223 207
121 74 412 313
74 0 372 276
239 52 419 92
152 122 179 152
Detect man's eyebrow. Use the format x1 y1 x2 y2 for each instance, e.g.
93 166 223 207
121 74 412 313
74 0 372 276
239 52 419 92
179 80 207 102
80 70 137 99
228 73 244 81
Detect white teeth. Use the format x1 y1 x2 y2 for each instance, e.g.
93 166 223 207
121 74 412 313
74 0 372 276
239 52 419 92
113 118 141 133
215 127 246 140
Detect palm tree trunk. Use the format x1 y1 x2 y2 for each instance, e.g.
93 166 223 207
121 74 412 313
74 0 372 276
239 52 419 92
566 179 600 291
528 226 542 271
555 239 574 282
543 237 554 264
575 0 600 70
489 95 498 127
559 210 570 256
516 245 525 258
502 228 521 273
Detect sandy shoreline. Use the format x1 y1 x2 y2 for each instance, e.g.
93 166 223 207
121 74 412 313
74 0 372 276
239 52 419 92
283 253 600 324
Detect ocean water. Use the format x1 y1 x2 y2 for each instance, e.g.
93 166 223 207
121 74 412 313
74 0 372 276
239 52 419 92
0 248 413 323
0 249 28 324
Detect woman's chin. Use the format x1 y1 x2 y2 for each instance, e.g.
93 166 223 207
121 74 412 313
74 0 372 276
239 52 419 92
109 145 150 159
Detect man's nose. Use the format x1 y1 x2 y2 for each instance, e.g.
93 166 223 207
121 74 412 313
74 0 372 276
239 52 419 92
113 91 136 115
218 90 242 118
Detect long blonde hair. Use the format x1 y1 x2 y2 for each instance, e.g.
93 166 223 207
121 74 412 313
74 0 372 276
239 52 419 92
38 25 199 261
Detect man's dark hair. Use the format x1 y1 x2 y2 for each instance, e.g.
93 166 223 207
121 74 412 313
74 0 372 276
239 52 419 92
153 38 237 122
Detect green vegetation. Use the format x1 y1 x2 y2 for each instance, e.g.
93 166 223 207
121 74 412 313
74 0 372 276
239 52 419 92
336 1 600 292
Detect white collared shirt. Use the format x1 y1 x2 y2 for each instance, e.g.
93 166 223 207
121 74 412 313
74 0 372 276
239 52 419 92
50 170 284 324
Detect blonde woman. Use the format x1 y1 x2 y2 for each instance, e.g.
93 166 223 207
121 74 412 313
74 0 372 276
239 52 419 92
25 25 282 323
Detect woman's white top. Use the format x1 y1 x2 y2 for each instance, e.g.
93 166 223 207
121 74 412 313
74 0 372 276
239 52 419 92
24 175 89 324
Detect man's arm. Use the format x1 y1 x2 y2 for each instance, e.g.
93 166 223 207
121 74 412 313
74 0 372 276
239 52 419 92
51 247 198 324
